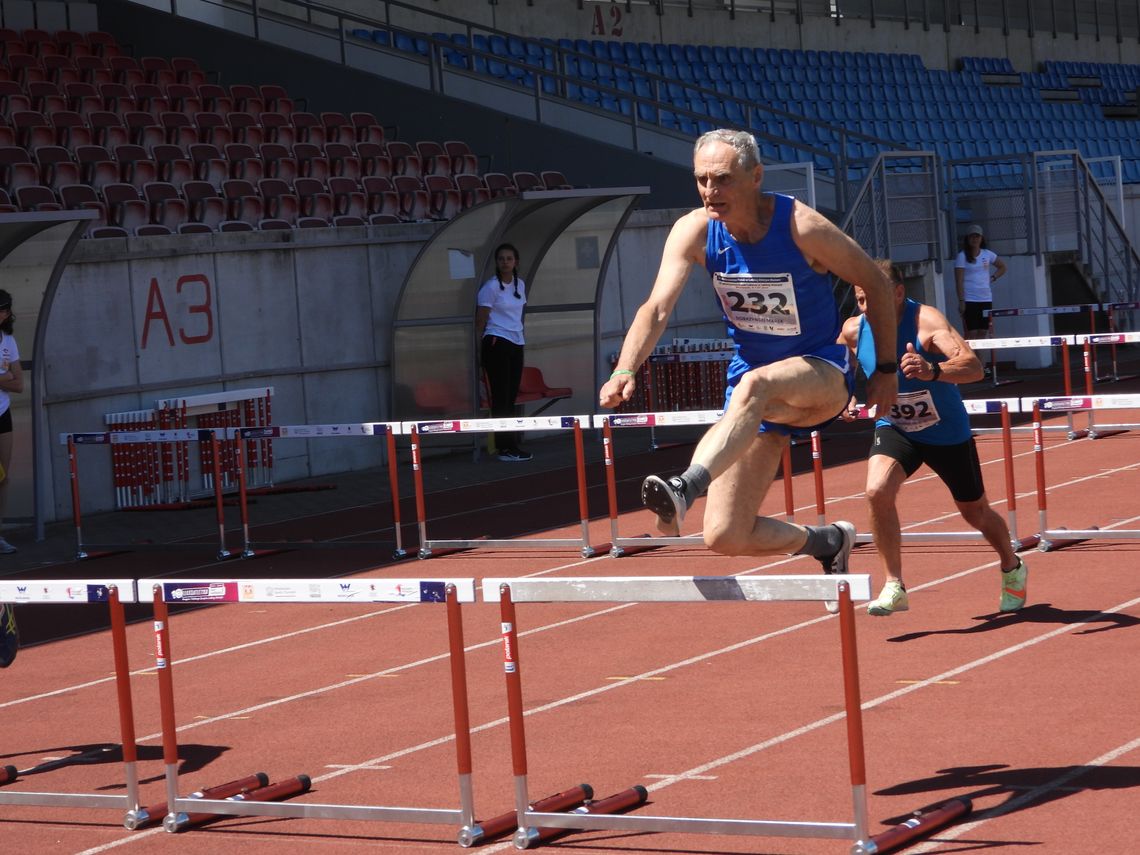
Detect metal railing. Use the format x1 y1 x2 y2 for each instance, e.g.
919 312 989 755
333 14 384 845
1033 149 1140 307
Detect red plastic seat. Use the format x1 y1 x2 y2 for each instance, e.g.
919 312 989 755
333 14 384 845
513 171 544 192
319 112 355 145
182 179 227 229
416 141 451 178
424 174 461 220
290 112 326 145
226 112 263 146
291 142 329 182
188 142 229 189
11 110 55 150
385 141 422 179
323 142 361 181
541 169 572 190
327 175 367 219
15 183 62 211
350 112 385 144
455 172 491 208
443 140 479 175
32 145 80 191
355 141 391 179
293 176 335 221
101 181 150 229
483 172 519 198
393 174 430 222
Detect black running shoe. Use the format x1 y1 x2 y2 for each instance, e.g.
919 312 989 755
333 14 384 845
641 475 687 536
821 521 856 615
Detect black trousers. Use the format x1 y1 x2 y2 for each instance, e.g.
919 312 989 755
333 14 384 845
481 335 524 452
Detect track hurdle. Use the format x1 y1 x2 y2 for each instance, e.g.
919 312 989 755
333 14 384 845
62 429 233 559
230 422 407 559
1026 394 1140 551
593 410 799 556
1077 334 1140 437
1095 302 1140 382
145 576 506 843
405 415 596 559
965 332 1076 391
842 399 1038 550
488 575 969 852
0 581 143 824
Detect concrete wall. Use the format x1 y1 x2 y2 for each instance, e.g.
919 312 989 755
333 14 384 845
38 210 729 522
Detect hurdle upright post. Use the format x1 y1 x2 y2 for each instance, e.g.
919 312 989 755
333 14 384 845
497 583 533 847
836 581 871 849
387 424 407 559
108 585 141 819
1002 402 1039 551
446 584 477 839
66 436 87 559
150 587 183 829
810 430 826 525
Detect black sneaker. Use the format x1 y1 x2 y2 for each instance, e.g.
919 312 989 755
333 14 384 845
498 449 532 462
641 475 687 536
0 603 18 668
821 521 856 615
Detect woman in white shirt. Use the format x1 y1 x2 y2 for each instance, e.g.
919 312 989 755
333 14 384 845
476 243 531 462
954 224 1007 340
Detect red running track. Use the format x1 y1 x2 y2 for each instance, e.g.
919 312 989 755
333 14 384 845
1 411 1138 854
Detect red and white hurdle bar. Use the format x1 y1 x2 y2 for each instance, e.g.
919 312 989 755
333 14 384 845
62 429 233 560
145 576 494 841
592 410 800 556
1027 393 1140 551
1092 303 1140 382
404 415 596 559
489 575 970 852
0 581 143 822
229 422 407 559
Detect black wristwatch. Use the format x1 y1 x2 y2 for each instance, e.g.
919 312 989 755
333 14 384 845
875 360 897 375
929 361 942 381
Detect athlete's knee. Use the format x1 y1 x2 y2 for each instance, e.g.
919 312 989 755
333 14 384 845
865 478 899 510
703 517 750 555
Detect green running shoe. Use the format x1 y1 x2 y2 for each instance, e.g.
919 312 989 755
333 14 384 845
0 603 18 668
867 580 909 616
999 559 1028 612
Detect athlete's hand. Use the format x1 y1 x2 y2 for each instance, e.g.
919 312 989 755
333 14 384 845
839 394 860 421
598 373 636 409
900 342 932 380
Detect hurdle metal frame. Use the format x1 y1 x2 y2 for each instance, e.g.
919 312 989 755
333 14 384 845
62 429 233 559
145 576 488 841
1094 304 1140 382
1076 334 1140 437
0 581 142 821
487 574 957 853
229 422 407 559
405 415 596 559
1026 394 1140 551
593 411 798 557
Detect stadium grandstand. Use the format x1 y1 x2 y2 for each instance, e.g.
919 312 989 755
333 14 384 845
4 0 1140 536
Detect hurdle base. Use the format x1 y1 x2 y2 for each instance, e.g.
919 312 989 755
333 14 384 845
1038 525 1098 552
1089 428 1129 440
0 765 16 785
858 797 972 854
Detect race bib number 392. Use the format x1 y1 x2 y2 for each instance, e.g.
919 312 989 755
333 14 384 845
713 272 801 336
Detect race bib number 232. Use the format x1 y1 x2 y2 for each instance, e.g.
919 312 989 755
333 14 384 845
713 272 801 336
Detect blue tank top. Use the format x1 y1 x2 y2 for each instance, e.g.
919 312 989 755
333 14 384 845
856 298 970 445
704 193 841 375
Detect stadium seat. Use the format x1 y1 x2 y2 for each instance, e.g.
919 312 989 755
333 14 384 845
15 184 62 211
293 175 335 221
327 175 367 219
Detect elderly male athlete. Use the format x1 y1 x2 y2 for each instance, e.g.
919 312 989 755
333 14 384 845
598 129 898 606
839 260 1028 616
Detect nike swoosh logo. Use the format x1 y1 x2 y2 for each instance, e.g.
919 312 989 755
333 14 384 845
717 245 731 255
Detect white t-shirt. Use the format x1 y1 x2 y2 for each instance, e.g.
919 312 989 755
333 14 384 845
0 332 18 418
954 248 999 302
476 276 527 345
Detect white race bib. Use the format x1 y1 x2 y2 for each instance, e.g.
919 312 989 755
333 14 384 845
712 272 801 336
885 389 941 432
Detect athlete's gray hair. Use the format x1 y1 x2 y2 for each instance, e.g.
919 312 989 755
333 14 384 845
693 129 761 171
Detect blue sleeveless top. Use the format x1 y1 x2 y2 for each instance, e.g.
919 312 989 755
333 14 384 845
856 298 970 445
705 193 842 381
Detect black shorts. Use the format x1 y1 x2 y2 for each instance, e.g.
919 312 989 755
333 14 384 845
870 426 986 503
0 409 10 435
963 301 992 332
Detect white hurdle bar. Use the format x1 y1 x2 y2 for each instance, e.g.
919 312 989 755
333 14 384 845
844 399 1038 550
1026 394 1140 551
404 415 596 559
144 577 484 840
61 429 233 559
0 581 142 821
592 411 800 556
486 574 962 853
228 422 408 559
